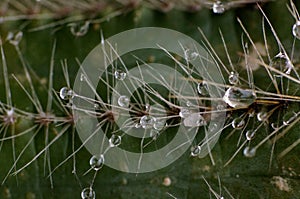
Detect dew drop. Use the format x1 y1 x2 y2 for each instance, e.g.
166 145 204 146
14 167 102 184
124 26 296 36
70 21 90 37
257 111 268 122
7 31 23 46
80 73 86 82
183 113 207 127
59 87 74 100
135 123 141 128
81 187 95 199
232 118 245 129
223 87 256 108
179 107 191 118
271 52 293 75
140 115 155 129
184 49 198 61
153 118 166 131
292 21 300 40
245 130 256 141
283 111 297 126
228 71 239 85
243 146 256 158
109 134 122 147
197 81 209 95
212 1 225 14
118 95 130 107
89 154 104 171
114 70 126 80
191 145 201 157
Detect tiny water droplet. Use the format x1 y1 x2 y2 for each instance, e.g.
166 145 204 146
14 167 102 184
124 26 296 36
81 187 95 199
7 31 23 46
109 134 121 147
153 118 166 131
70 21 90 37
191 145 201 157
179 107 191 118
118 95 130 107
80 73 86 82
197 81 209 95
228 71 239 85
292 21 300 40
150 129 160 140
140 115 155 129
245 130 256 141
94 103 99 109
135 123 141 128
271 52 293 75
184 49 198 61
243 146 256 158
186 101 192 107
114 70 126 80
257 111 268 122
232 118 245 129
283 111 297 125
223 87 256 108
271 123 279 130
212 1 225 14
89 154 104 171
184 113 207 127
59 87 74 100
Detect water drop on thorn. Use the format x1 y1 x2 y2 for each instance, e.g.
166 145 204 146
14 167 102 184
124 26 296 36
118 95 130 107
232 118 245 129
109 134 122 147
7 31 23 46
81 187 95 199
80 73 86 82
184 49 198 61
212 1 225 14
245 130 256 141
89 154 104 171
271 52 292 74
114 70 126 80
179 107 191 118
283 111 297 125
184 113 207 127
191 145 202 157
228 71 239 85
243 146 256 158
153 118 165 131
140 115 155 129
223 87 256 108
150 129 160 140
197 82 209 95
292 21 300 40
257 111 268 122
59 87 74 100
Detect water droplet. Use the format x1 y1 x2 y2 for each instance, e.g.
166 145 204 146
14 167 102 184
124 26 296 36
7 31 23 46
245 130 256 141
197 81 209 95
184 49 198 61
257 111 268 122
150 129 160 140
80 73 86 82
184 113 207 127
271 123 279 130
243 146 256 158
140 115 155 129
232 118 245 129
59 87 74 100
153 118 165 130
212 1 225 14
94 103 100 109
292 21 300 40
179 107 191 118
114 70 126 80
109 134 121 147
69 21 90 37
118 95 130 107
228 71 239 85
191 145 201 157
223 87 256 108
283 111 297 125
135 123 141 128
89 154 104 171
271 52 293 75
81 187 95 199
186 101 192 107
